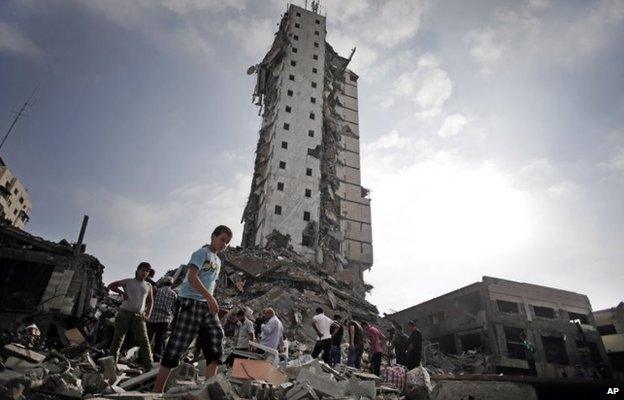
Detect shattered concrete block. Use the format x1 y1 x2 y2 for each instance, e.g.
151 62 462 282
3 357 37 371
99 356 118 383
205 373 237 400
41 373 83 399
296 366 347 398
405 386 431 400
83 372 109 394
285 381 319 400
2 344 46 364
0 380 25 400
65 328 86 346
164 362 198 392
346 376 376 398
430 380 538 400
118 367 159 390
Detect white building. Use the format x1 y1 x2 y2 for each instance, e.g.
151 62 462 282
0 157 31 230
242 3 372 293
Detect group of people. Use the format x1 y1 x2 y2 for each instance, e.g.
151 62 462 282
105 224 423 393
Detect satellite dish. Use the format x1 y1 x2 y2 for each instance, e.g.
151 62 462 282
246 65 257 75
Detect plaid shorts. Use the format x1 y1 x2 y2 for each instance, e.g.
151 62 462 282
161 297 224 368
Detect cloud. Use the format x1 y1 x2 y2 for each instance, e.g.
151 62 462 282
325 31 378 73
324 0 370 23
600 147 624 174
226 17 275 59
392 54 453 118
0 20 42 59
157 0 246 14
464 29 504 74
438 113 468 138
366 0 426 47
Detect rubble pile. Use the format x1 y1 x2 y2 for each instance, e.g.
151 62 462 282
422 346 495 375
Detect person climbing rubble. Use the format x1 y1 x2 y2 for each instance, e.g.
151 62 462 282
311 307 333 364
107 262 154 371
347 319 365 368
329 314 344 367
259 307 284 351
146 275 177 362
153 225 232 393
362 321 386 376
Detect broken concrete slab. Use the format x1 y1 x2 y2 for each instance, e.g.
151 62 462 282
430 380 538 400
205 373 237 400
2 344 46 364
65 327 86 345
118 367 159 390
83 372 109 394
296 365 347 398
346 376 376 398
99 355 118 383
232 359 287 386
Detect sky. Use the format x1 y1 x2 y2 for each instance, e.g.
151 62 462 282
1 0 623 314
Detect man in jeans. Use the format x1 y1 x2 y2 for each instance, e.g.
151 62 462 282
362 321 385 376
346 319 364 368
147 276 177 361
153 225 232 393
311 307 333 363
329 314 344 367
107 262 154 371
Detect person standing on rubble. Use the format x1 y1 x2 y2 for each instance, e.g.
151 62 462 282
153 225 232 393
405 320 423 370
146 276 177 362
235 309 256 351
346 319 365 368
362 321 385 376
329 314 344 366
390 326 409 367
107 262 154 371
311 307 333 364
259 307 284 350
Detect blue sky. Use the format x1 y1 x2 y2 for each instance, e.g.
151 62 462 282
1 0 623 313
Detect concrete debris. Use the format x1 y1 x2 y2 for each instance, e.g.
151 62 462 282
430 380 538 400
423 347 495 375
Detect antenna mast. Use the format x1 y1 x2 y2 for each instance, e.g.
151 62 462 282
0 84 39 152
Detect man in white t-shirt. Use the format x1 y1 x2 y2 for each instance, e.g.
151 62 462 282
311 307 333 363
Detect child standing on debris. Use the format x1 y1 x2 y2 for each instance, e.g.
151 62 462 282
235 309 256 351
153 225 232 393
107 262 154 371
147 276 178 361
362 321 385 376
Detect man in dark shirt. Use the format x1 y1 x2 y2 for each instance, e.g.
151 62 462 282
329 315 344 367
346 319 364 368
390 326 409 367
405 320 422 370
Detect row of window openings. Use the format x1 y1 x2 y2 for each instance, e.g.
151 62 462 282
278 161 313 176
282 124 316 137
282 110 315 125
288 75 318 89
496 299 590 323
294 11 321 25
286 89 317 101
276 182 312 197
292 47 319 59
289 60 318 74
293 25 321 36
291 35 321 48
274 206 312 221
284 102 315 115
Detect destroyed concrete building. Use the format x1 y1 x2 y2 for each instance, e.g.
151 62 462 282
385 276 613 379
594 302 624 378
0 157 31 230
242 3 372 296
0 224 106 341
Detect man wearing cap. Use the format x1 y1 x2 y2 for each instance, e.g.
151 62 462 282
147 276 178 361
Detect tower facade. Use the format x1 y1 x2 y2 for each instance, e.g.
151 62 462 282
242 3 372 290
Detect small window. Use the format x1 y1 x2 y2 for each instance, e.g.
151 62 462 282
295 22 300 28
275 205 282 215
314 42 319 48
279 161 286 169
497 300 520 314
350 74 358 82
310 97 316 104
312 54 318 60
19 197 24 204
309 112 315 120
312 67 318 73
285 105 292 113
303 211 310 221
292 47 298 53
296 12 301 17
13 188 18 195
290 60 297 67
302 233 314 247
283 123 290 130
287 89 293 96
308 130 314 137
277 182 284 191
314 30 320 36
293 35 299 41
311 81 317 88
306 168 312 176
305 189 311 197
281 141 288 149
289 74 295 81
598 324 617 336
568 312 589 325
533 306 556 319
315 19 320 24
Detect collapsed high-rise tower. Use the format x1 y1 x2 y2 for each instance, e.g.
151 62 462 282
242 3 373 293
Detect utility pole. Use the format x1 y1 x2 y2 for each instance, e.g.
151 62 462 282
0 84 39 151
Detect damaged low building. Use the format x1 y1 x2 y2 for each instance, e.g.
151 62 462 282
385 276 613 379
594 302 624 378
0 224 106 342
242 3 372 297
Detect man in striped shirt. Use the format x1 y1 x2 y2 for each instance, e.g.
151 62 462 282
147 276 177 361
